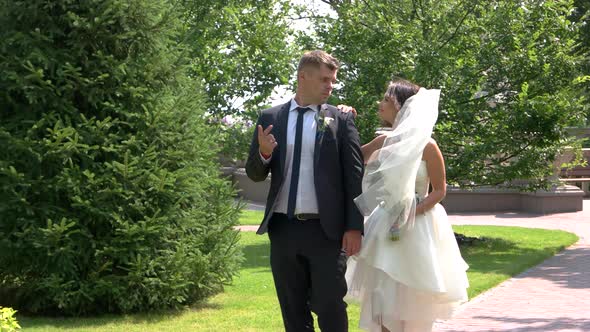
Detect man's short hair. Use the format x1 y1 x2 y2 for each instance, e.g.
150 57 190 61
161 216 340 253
297 50 340 72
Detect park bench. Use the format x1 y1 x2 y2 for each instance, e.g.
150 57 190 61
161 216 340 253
559 156 590 196
559 177 590 195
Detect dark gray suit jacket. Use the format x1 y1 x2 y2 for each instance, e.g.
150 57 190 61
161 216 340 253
245 102 364 241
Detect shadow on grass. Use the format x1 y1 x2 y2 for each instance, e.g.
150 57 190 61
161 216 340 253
20 301 227 330
19 306 188 330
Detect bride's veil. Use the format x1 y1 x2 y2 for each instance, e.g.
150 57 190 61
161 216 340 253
354 88 440 231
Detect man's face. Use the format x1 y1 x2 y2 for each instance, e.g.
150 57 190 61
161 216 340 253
300 64 337 104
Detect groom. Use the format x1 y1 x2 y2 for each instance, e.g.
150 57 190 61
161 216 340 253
246 50 364 331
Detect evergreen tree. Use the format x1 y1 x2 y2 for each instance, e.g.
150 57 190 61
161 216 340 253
0 0 241 315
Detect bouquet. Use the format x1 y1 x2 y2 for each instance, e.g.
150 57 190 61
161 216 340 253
388 193 421 241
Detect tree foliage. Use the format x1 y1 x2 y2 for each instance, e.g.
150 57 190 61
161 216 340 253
571 0 590 124
572 0 590 57
181 0 299 119
315 0 587 188
0 0 241 315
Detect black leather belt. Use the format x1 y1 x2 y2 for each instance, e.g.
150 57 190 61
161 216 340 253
274 213 320 221
295 213 320 221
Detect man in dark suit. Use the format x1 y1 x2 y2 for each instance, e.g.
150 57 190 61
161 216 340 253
245 50 364 331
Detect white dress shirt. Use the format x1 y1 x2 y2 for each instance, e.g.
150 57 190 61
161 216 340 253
262 99 319 214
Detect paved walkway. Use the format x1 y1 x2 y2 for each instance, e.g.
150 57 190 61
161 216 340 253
238 199 590 332
434 200 590 332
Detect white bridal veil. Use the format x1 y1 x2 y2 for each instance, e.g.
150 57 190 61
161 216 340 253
354 87 441 234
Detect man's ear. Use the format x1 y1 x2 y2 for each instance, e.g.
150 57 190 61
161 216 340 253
297 69 306 82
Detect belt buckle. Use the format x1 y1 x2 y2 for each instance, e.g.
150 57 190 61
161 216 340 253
296 213 318 221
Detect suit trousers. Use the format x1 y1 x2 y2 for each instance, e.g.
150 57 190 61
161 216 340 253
268 213 348 332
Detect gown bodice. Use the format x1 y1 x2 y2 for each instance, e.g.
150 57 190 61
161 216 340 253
415 160 429 200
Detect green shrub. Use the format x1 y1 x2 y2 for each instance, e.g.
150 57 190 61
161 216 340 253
0 0 242 315
0 307 20 332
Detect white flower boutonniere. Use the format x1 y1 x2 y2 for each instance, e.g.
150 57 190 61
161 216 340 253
316 105 334 131
316 105 334 140
319 116 334 132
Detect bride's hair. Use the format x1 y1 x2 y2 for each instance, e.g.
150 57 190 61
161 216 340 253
385 78 421 111
381 78 420 127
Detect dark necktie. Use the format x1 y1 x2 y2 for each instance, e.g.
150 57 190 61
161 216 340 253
287 107 309 219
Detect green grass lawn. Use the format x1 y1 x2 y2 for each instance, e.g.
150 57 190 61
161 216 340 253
239 209 264 226
19 215 578 331
452 225 577 299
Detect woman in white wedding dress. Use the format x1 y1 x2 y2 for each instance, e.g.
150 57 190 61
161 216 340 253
345 79 469 332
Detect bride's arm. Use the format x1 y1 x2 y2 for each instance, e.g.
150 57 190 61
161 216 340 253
361 134 387 163
416 139 447 215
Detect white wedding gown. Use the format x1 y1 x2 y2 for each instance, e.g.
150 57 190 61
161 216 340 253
346 160 469 332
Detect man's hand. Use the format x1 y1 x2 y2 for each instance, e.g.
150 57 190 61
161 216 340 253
337 104 357 118
342 230 362 257
258 125 277 156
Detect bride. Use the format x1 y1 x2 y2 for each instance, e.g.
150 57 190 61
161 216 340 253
345 79 469 332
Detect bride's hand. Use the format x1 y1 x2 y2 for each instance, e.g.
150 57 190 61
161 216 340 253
415 206 424 215
337 104 357 118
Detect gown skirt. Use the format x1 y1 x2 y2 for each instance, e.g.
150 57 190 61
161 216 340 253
346 203 469 332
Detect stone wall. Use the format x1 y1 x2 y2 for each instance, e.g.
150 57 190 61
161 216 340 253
229 168 585 214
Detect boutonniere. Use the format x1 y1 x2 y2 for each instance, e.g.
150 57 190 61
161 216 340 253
315 105 334 134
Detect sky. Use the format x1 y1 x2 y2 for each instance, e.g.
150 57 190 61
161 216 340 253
290 0 335 32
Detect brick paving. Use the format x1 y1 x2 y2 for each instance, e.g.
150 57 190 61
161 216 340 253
433 199 590 332
238 199 590 332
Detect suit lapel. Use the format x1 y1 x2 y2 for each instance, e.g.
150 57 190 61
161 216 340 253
314 104 328 169
277 102 290 177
